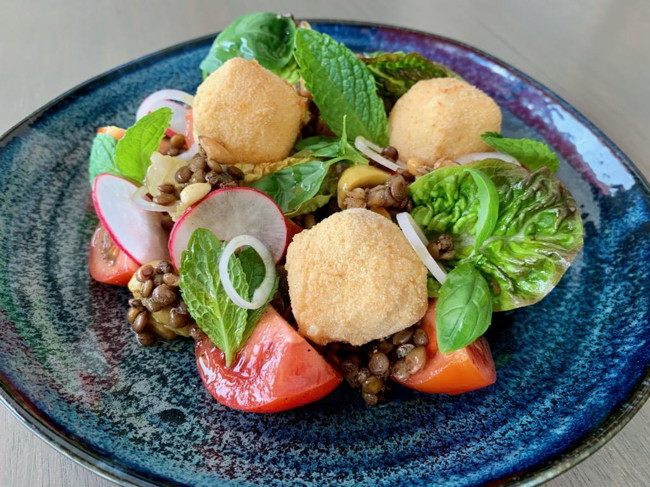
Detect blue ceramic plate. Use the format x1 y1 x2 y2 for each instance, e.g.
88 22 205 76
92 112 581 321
0 21 648 487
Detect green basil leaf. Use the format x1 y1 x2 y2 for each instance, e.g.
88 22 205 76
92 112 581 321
294 29 388 145
252 159 335 214
481 132 560 173
409 159 583 311
361 52 460 107
88 133 118 184
179 229 248 366
200 12 298 82
114 108 171 185
294 117 367 165
436 262 492 353
284 164 338 217
464 168 499 251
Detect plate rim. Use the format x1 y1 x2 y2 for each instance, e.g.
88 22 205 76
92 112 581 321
0 19 649 487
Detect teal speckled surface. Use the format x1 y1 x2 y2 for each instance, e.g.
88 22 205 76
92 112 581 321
0 22 648 487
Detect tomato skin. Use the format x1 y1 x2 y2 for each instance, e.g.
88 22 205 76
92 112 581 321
88 224 140 286
398 299 497 395
285 218 303 243
196 307 342 413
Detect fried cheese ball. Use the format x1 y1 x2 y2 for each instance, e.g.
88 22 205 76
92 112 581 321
193 58 308 165
285 209 428 346
388 78 501 165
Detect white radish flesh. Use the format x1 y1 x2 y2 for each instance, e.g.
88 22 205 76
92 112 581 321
168 187 289 269
219 235 276 309
92 174 169 265
396 212 447 284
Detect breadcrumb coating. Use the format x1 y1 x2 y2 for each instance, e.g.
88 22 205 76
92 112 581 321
193 58 309 164
285 209 428 346
388 78 501 164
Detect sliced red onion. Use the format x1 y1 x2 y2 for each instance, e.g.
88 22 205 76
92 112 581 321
131 185 172 213
219 235 276 310
396 212 447 284
455 151 520 166
354 136 407 172
136 89 195 136
138 99 187 135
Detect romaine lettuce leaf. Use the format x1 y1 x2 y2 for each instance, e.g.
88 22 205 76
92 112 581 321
361 52 460 107
409 159 583 310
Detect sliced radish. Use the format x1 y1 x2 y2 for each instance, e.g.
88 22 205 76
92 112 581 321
396 212 447 285
455 152 520 166
92 174 169 265
169 187 289 269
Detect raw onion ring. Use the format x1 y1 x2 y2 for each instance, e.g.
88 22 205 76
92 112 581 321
219 235 276 310
354 136 407 172
396 212 447 284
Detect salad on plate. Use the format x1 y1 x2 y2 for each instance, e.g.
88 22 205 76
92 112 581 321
87 12 584 412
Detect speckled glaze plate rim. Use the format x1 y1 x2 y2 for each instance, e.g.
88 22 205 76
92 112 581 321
0 20 648 487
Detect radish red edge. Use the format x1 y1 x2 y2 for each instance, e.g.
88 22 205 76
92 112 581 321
92 175 143 266
92 173 169 266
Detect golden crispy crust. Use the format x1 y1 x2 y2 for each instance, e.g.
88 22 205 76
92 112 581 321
388 78 501 163
285 209 428 345
193 58 308 164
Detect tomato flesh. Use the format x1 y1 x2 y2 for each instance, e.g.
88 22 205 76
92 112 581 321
88 224 140 286
285 218 303 244
398 299 497 394
196 306 342 413
184 108 194 148
97 126 125 140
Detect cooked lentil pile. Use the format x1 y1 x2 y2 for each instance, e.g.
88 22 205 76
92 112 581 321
147 140 244 208
325 323 430 406
127 261 194 346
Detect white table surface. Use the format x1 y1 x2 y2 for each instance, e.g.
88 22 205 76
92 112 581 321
0 1 648 486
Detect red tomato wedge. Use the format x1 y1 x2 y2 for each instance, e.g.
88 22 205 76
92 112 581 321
88 224 140 286
196 306 342 413
184 108 194 148
97 125 125 140
285 218 303 243
398 299 496 395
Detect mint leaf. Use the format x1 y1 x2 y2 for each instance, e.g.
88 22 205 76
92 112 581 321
294 29 388 146
481 132 559 173
114 108 171 184
239 247 266 295
179 229 249 366
436 262 493 353
237 246 278 346
180 229 277 366
88 133 118 184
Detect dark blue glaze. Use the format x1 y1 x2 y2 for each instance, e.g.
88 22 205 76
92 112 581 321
0 21 648 487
